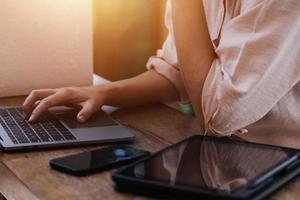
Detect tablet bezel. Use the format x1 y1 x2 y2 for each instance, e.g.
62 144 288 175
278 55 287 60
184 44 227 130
112 135 300 200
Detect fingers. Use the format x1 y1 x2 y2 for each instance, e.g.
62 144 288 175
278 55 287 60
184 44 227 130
77 100 100 123
23 86 103 123
28 92 66 122
22 89 55 118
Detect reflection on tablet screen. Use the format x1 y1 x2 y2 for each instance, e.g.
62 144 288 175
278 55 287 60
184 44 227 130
124 137 290 192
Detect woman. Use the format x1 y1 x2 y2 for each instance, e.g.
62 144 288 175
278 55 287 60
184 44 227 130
23 0 300 136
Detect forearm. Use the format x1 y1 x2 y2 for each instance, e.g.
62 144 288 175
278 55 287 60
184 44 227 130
23 70 178 122
100 70 179 108
171 0 215 127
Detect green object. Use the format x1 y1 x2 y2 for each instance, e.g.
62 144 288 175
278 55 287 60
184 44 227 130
179 103 195 116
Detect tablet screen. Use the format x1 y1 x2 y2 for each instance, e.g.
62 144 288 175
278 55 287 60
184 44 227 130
121 137 293 192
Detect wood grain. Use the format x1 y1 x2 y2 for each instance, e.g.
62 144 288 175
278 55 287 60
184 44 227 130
0 97 169 200
112 104 203 145
0 161 38 200
1 127 162 200
1 96 300 200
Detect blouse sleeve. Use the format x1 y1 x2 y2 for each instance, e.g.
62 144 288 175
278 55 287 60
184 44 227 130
146 0 188 101
202 0 300 135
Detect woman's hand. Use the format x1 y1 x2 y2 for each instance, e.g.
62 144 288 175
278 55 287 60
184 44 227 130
22 70 179 124
22 86 107 123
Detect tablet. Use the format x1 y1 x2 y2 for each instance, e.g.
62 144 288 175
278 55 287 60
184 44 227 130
112 135 300 200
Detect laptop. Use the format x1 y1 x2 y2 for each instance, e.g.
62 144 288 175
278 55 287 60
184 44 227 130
0 106 134 151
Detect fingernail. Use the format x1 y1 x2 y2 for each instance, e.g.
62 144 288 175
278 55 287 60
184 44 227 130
28 115 35 122
78 115 86 123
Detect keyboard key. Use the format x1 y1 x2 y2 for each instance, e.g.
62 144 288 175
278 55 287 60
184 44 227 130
64 134 76 140
30 123 53 142
9 108 41 143
0 117 18 144
0 107 77 145
2 118 29 143
51 134 65 141
42 115 75 141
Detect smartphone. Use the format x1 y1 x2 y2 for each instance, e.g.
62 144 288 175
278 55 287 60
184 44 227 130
50 146 150 176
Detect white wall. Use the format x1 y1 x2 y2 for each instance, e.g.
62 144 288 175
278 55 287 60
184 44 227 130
0 0 93 97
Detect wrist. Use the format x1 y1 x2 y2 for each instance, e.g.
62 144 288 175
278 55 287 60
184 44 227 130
95 82 120 106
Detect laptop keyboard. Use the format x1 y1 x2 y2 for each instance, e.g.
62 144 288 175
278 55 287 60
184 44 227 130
0 107 77 144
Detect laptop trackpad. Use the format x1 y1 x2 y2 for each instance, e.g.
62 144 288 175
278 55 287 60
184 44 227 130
50 108 117 129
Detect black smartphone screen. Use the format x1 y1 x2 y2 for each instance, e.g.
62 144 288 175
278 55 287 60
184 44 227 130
50 146 149 176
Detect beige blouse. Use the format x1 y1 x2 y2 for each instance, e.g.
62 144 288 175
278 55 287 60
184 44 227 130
146 0 300 136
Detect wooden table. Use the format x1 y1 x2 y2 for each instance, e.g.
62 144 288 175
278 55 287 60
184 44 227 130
1 97 300 199
0 95 203 200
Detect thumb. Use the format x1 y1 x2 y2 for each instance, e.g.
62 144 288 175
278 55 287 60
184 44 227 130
77 100 99 123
